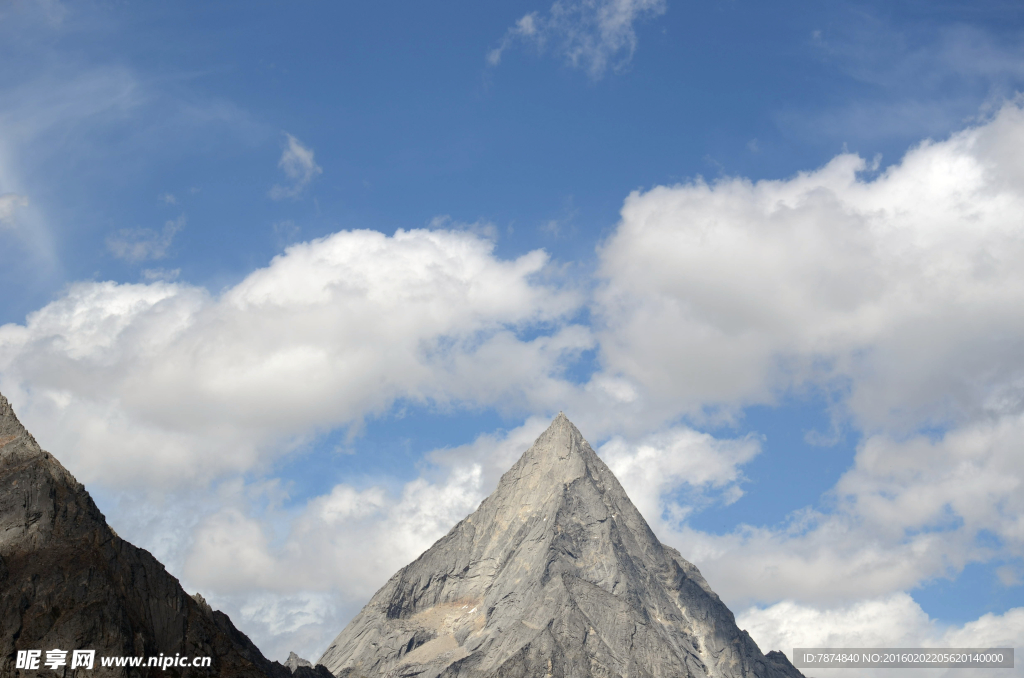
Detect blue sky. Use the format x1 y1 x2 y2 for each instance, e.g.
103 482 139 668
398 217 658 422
2 0 1024 673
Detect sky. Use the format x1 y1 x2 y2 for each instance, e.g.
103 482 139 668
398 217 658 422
1 0 1024 675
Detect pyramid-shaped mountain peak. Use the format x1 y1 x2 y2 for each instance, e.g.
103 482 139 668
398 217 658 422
319 415 803 678
517 411 582 464
494 412 597 496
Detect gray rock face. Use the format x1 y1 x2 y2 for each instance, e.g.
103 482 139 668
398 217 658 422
318 414 804 678
0 392 331 678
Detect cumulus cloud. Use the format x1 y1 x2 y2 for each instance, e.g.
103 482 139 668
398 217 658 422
0 193 28 228
595 99 1024 431
599 426 761 523
739 593 937 655
106 215 185 263
835 416 1024 558
269 133 322 200
488 0 667 78
0 228 587 488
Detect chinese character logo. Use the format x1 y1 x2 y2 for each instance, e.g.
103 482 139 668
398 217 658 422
71 650 96 669
44 649 68 670
15 650 42 669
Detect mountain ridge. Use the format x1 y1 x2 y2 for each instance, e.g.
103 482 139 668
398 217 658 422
0 391 329 678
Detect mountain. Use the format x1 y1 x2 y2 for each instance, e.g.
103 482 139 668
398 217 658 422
318 414 804 678
0 392 330 678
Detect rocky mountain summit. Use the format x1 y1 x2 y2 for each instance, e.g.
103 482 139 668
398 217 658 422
318 414 803 678
0 392 330 678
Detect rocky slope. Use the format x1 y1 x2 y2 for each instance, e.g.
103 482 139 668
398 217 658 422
318 414 803 678
0 392 330 678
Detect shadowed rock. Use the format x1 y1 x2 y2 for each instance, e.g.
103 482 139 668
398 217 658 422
0 392 331 678
318 414 804 678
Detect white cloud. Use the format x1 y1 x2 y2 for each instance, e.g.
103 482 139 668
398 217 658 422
595 99 1024 431
942 607 1024 653
0 228 586 488
489 0 667 78
270 133 322 200
738 595 1024 678
106 214 185 263
835 415 1024 556
739 594 936 656
0 193 28 228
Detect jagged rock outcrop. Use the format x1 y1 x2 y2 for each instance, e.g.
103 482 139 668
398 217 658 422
319 414 803 678
287 652 315 673
0 392 331 678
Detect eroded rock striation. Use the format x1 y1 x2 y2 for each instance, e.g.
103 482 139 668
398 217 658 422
0 392 331 678
319 414 803 678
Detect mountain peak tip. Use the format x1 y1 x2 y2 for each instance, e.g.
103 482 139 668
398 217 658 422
539 411 583 445
501 411 594 485
0 390 39 461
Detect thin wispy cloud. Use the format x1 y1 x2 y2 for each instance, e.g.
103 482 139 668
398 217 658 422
488 0 667 79
106 215 185 263
141 267 181 282
269 133 322 200
788 21 1024 147
0 193 28 228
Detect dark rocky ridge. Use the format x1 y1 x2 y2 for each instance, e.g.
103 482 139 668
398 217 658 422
318 414 804 678
0 392 331 678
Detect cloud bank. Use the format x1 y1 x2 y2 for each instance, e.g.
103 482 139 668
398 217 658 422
0 228 587 488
